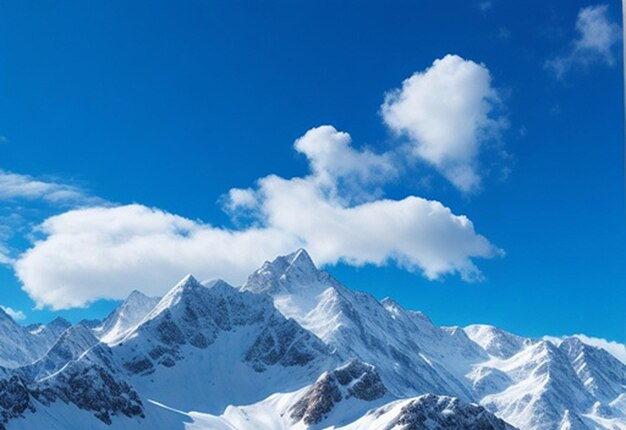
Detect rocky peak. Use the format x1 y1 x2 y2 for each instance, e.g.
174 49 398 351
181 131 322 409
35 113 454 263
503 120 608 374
172 274 203 292
98 288 161 345
290 359 386 425
559 336 626 401
394 394 518 430
46 317 72 330
284 248 318 274
243 249 335 296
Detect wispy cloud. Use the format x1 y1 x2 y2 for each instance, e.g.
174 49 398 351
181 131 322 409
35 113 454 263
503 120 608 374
545 4 620 78
0 169 98 205
0 169 106 265
478 1 492 12
0 244 13 265
0 306 26 321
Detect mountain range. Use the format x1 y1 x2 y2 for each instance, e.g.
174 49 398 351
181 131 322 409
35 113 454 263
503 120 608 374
0 249 623 429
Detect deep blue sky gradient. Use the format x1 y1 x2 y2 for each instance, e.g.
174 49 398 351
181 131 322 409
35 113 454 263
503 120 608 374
0 0 623 342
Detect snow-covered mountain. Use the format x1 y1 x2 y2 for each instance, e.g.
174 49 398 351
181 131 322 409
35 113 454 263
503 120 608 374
112 275 337 413
0 310 71 368
95 290 161 345
242 250 482 401
242 250 625 430
0 249 623 429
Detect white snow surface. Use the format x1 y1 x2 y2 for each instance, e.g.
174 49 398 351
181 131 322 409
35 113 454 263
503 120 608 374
96 289 161 345
0 249 624 430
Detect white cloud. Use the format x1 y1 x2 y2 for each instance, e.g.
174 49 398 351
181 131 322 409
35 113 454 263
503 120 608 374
224 187 258 212
15 204 301 309
252 173 499 280
381 55 506 193
15 125 500 310
546 4 621 78
294 125 397 200
0 306 26 321
544 334 626 365
0 169 95 205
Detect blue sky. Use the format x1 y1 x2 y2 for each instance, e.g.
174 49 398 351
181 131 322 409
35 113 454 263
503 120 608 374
0 0 623 345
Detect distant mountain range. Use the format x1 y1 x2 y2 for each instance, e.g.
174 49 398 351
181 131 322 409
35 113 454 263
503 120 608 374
0 249 623 429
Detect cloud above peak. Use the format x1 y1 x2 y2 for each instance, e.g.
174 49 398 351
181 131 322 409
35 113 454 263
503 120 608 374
381 55 507 193
11 55 508 309
294 125 397 197
16 124 500 310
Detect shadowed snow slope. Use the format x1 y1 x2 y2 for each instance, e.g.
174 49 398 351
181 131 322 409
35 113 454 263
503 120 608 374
0 249 623 430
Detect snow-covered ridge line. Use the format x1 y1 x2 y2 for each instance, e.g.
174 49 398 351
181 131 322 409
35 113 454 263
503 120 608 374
0 248 623 430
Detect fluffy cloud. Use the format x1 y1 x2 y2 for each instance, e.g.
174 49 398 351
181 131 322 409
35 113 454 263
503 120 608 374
251 174 498 279
15 125 500 310
0 306 26 321
13 56 508 309
293 125 397 200
546 4 621 78
0 169 94 204
381 55 506 193
16 204 300 309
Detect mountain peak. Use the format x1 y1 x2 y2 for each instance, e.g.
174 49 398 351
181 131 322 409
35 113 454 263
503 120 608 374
127 289 150 301
175 274 201 289
122 289 160 310
48 317 72 328
142 274 210 322
98 287 161 345
203 278 233 290
243 248 331 295
258 248 318 277
286 248 316 270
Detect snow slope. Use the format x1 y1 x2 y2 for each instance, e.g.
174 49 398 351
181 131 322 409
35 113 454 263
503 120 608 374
0 248 623 430
96 290 161 345
112 275 337 413
0 310 69 368
242 250 481 401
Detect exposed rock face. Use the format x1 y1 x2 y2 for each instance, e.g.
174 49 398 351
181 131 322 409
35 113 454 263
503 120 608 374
0 376 35 429
333 360 387 401
0 360 143 428
36 362 144 425
245 317 328 371
118 276 331 377
0 250 623 430
394 394 517 430
290 360 386 425
244 250 479 401
290 371 342 425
